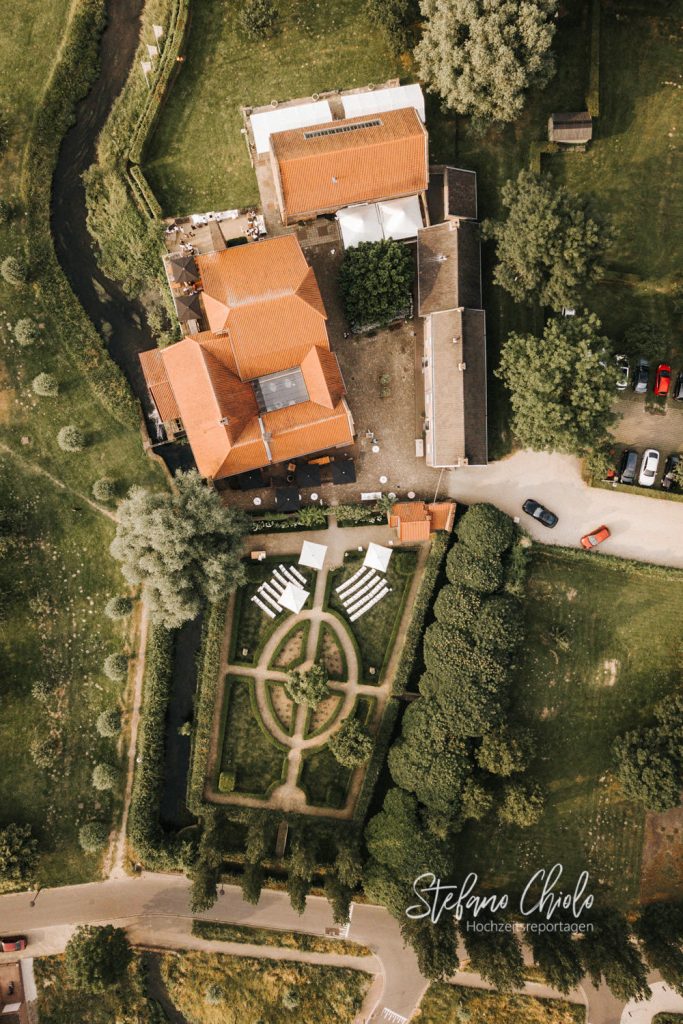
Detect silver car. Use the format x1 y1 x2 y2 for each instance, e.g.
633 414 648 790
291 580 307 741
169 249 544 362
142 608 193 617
638 448 660 487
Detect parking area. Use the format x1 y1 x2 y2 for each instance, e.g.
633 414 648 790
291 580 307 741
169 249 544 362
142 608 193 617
611 386 683 488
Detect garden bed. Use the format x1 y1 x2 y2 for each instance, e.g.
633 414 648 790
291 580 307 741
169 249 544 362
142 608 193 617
217 676 288 798
229 557 314 666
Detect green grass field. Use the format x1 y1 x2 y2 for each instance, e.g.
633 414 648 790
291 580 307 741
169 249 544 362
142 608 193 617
142 0 401 214
219 676 287 796
455 548 683 908
418 984 584 1024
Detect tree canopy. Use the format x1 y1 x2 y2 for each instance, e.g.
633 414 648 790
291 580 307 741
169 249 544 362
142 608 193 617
339 239 414 331
496 313 615 455
64 925 132 992
365 787 449 883
415 0 557 125
283 663 329 707
110 471 247 628
0 822 38 883
329 716 373 767
483 170 609 309
456 502 516 557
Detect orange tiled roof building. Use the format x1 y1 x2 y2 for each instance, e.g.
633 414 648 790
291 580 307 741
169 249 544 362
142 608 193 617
140 235 354 480
388 501 456 542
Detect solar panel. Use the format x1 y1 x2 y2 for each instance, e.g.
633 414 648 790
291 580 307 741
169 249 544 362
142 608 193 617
303 119 382 140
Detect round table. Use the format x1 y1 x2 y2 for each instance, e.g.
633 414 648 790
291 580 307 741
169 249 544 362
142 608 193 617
253 497 262 506
379 475 388 484
310 493 319 501
371 444 380 453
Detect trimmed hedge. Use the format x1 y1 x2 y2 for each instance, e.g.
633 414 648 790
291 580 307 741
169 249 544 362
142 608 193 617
127 623 183 868
21 0 138 424
586 0 601 117
187 598 229 815
391 531 450 695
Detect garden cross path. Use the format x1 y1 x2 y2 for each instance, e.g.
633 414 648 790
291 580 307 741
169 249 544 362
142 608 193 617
204 519 430 819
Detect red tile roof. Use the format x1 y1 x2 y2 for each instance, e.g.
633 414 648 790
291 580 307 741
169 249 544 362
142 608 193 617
139 348 181 423
389 501 456 541
271 107 429 221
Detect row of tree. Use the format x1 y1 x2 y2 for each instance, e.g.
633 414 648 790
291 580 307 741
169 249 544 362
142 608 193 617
613 693 683 812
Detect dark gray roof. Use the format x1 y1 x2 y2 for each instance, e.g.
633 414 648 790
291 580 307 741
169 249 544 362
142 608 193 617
167 253 198 284
427 308 487 467
548 112 592 143
417 220 482 316
174 292 203 322
427 164 478 222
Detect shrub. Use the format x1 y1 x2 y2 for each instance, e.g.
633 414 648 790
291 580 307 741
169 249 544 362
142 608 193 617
0 198 13 223
446 544 504 593
32 372 59 397
104 595 133 620
218 770 235 793
1 254 28 285
284 663 329 706
239 0 279 39
31 679 55 702
297 505 327 528
30 734 61 769
92 762 118 791
57 425 85 452
329 717 374 768
457 503 516 557
366 0 417 52
14 318 39 346
78 821 109 852
339 239 414 331
92 478 116 502
96 708 122 737
204 984 224 1005
103 653 128 681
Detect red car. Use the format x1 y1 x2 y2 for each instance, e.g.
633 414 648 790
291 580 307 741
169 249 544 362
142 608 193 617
581 525 611 550
654 363 672 396
1 936 27 952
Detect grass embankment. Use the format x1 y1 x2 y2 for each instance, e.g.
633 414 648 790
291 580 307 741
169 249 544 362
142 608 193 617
142 0 401 213
192 919 371 956
418 984 585 1024
0 1 163 886
455 547 683 908
35 954 154 1023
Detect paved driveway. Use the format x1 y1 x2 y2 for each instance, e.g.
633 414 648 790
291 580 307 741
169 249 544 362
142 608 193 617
443 450 683 568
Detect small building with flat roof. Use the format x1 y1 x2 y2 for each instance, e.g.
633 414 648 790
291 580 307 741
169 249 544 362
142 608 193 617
548 112 593 145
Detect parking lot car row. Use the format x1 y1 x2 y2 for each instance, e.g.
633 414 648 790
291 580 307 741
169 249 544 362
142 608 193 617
616 355 683 399
618 448 680 490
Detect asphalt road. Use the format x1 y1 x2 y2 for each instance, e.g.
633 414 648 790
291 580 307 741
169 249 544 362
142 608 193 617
444 450 683 567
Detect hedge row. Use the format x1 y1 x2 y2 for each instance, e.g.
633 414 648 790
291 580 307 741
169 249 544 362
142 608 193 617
21 0 138 424
187 597 230 815
391 531 450 695
353 698 401 823
127 623 184 868
268 619 310 671
586 0 601 117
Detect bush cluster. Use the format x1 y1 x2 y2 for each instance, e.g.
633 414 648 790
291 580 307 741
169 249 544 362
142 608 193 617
15 318 39 346
103 653 128 681
1 255 28 286
238 0 279 39
57 425 85 452
32 372 58 397
92 478 116 502
104 595 133 620
613 694 683 812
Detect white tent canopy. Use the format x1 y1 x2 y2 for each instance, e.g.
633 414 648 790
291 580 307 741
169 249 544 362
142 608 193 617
298 540 328 571
363 542 393 573
378 196 423 240
279 582 309 614
337 196 423 249
342 84 425 123
250 100 333 155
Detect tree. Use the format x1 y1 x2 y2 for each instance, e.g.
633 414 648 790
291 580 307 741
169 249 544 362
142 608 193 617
284 663 329 707
240 861 264 905
612 728 682 812
104 595 133 620
64 925 132 992
92 762 118 791
334 833 364 888
460 778 494 821
189 860 219 912
288 832 317 881
93 478 116 502
401 915 459 981
78 821 109 853
579 907 651 1001
0 823 37 883
499 782 544 827
30 734 61 769
420 669 507 737
32 372 58 397
57 425 86 452
329 717 373 767
96 708 122 737
245 815 271 863
634 901 683 994
483 170 609 309
423 623 506 684
457 503 515 557
238 0 279 40
477 727 532 776
461 913 525 992
365 787 449 883
366 0 418 52
339 240 414 331
109 471 247 629
1 254 28 285
325 872 353 925
496 314 615 455
415 0 557 126
388 698 472 816
103 653 128 681
528 925 584 994
287 872 310 914
446 544 504 593
363 858 413 918
14 318 39 346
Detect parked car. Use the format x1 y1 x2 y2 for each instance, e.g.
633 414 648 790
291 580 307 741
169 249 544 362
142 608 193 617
581 525 611 550
522 499 558 528
1 936 27 952
619 449 638 484
638 448 660 487
615 354 630 390
673 371 683 401
661 454 681 492
633 358 649 394
654 363 672 396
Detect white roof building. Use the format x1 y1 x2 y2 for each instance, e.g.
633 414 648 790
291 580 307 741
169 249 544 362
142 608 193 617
250 100 333 155
342 83 425 123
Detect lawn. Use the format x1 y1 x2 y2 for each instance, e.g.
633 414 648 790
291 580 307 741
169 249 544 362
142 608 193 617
218 675 287 796
192 919 371 956
327 549 417 682
298 695 376 808
455 548 683 909
230 558 314 666
162 950 370 1024
418 984 584 1024
142 0 402 215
